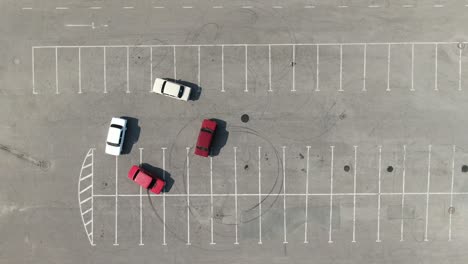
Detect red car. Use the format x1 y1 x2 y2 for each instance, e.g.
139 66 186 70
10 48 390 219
194 119 217 157
128 165 165 194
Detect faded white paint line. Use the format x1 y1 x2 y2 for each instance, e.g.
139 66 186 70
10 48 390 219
56 7 69 10
89 7 102 10
123 6 134 9
403 5 414 8
273 6 283 8
304 5 315 8
22 7 33 10
433 4 444 7
182 6 193 9
242 6 253 9
213 6 223 8
338 5 348 8
153 6 165 9
368 5 380 8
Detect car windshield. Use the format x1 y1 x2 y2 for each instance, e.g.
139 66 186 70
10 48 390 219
177 86 185 98
111 124 123 129
201 127 214 134
161 81 166 93
196 146 209 152
107 141 120 147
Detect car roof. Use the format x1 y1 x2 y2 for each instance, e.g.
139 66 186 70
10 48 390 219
107 127 121 144
163 81 183 97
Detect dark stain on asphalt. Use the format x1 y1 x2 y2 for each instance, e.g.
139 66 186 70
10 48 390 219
0 144 50 170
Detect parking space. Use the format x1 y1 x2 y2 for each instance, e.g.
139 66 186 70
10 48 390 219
78 143 468 246
31 42 468 97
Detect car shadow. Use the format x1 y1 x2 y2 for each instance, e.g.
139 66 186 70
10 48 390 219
210 119 229 157
121 116 140 155
165 78 202 101
140 162 175 193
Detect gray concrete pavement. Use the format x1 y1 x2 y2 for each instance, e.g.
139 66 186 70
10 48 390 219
2 0 468 263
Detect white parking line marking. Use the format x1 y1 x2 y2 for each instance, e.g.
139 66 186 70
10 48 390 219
82 207 93 215
258 146 262 244
411 44 415 91
339 44 343 92
282 146 288 244
403 5 414 8
242 6 253 9
89 7 102 9
368 5 380 8
435 44 439 91
273 6 283 9
150 47 153 92
182 6 193 9
80 196 92 204
32 47 37 94
328 146 334 243
94 191 468 198
162 147 167 245
198 46 201 87
114 156 118 246
80 185 93 194
22 7 33 10
245 45 248 92
55 47 59 94
78 48 82 94
304 146 311 243
80 173 93 181
449 145 456 241
362 44 367 91
123 6 134 9
376 146 382 242
213 6 223 9
316 45 320 91
139 148 144 246
56 7 69 10
173 46 177 80
268 45 272 92
210 157 215 245
153 6 165 9
234 147 239 244
221 45 225 92
338 5 348 8
186 147 191 245
387 44 391 92
400 145 407 241
304 5 315 8
34 42 465 49
126 47 130 93
424 145 432 242
352 146 357 243
433 4 444 8
103 47 107 93
292 45 296 92
459 48 462 91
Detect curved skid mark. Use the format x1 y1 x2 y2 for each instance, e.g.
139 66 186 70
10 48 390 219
78 148 95 246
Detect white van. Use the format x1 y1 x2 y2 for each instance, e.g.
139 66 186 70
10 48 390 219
152 78 191 101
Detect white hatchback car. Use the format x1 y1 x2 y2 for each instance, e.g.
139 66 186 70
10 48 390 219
105 117 127 156
152 78 191 101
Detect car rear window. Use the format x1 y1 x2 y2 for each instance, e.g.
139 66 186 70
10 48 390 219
110 124 123 129
178 86 184 98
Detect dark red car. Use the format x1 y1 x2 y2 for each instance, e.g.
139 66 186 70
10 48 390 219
194 119 217 157
128 165 165 194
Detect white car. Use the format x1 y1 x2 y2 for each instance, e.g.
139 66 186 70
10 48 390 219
105 117 127 156
152 78 191 101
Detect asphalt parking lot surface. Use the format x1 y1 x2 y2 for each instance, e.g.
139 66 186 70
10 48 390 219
2 0 468 263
